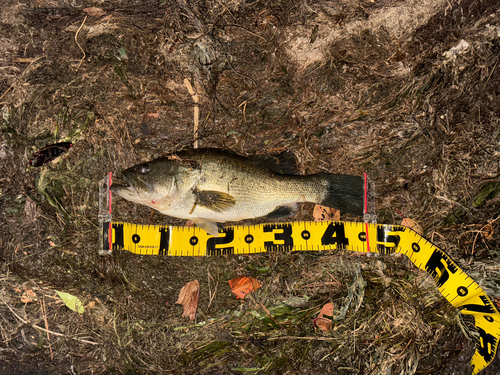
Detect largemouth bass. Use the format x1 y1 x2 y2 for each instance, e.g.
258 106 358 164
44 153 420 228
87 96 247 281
110 149 365 236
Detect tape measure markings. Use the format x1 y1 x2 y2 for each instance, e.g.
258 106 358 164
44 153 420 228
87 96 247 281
105 220 499 374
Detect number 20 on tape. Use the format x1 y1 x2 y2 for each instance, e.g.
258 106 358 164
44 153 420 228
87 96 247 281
103 220 500 374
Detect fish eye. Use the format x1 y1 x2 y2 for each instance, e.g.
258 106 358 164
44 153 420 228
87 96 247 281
139 165 149 174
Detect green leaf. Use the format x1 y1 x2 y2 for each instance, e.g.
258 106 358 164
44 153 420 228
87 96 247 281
56 290 84 314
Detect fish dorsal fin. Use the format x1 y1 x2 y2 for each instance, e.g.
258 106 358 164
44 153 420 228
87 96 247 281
248 150 298 175
193 189 236 213
175 148 298 174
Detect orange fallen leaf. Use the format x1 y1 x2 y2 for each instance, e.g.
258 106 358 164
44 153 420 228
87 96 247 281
313 302 334 332
400 218 424 236
313 205 340 221
147 113 160 118
83 7 106 17
228 276 261 299
176 280 200 321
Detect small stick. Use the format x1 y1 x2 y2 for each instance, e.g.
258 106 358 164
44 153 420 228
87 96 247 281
184 78 200 148
41 294 53 360
32 325 100 345
75 15 88 71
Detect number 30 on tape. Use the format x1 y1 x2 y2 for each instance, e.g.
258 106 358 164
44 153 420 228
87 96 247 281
103 220 500 374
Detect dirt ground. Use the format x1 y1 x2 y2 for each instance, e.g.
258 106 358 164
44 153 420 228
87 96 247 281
1 0 500 374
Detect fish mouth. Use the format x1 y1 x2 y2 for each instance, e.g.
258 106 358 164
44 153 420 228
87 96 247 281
110 181 138 198
110 174 154 199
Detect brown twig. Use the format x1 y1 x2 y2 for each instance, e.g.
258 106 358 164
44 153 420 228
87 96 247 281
184 78 200 148
207 268 218 311
32 325 100 345
75 15 88 71
41 294 53 360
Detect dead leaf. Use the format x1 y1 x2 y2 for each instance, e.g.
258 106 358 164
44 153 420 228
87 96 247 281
482 224 494 240
228 276 261 299
21 289 37 303
176 280 200 321
400 218 424 236
313 205 340 221
83 7 106 17
147 113 160 118
313 302 334 332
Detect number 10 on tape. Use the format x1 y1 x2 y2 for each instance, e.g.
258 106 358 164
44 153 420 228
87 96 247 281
101 220 500 374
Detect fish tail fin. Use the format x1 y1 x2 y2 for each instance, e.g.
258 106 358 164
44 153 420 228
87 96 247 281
317 173 367 216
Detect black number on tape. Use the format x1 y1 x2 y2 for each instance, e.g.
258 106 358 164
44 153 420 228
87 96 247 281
189 236 198 246
301 230 310 240
158 227 169 255
112 223 124 250
461 295 497 315
207 228 235 255
245 234 254 244
321 222 348 249
412 242 420 253
376 226 403 254
425 250 458 288
264 224 293 252
476 326 497 363
132 234 141 244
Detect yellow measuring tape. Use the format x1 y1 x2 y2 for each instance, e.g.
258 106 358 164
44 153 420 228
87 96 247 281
101 220 500 374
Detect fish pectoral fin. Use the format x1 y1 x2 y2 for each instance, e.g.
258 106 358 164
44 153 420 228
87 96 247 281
193 221 221 237
265 204 297 219
194 189 236 213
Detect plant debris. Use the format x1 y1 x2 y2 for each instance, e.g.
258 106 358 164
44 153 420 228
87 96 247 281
228 275 262 299
28 142 72 167
83 7 106 18
313 302 334 332
176 280 200 321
